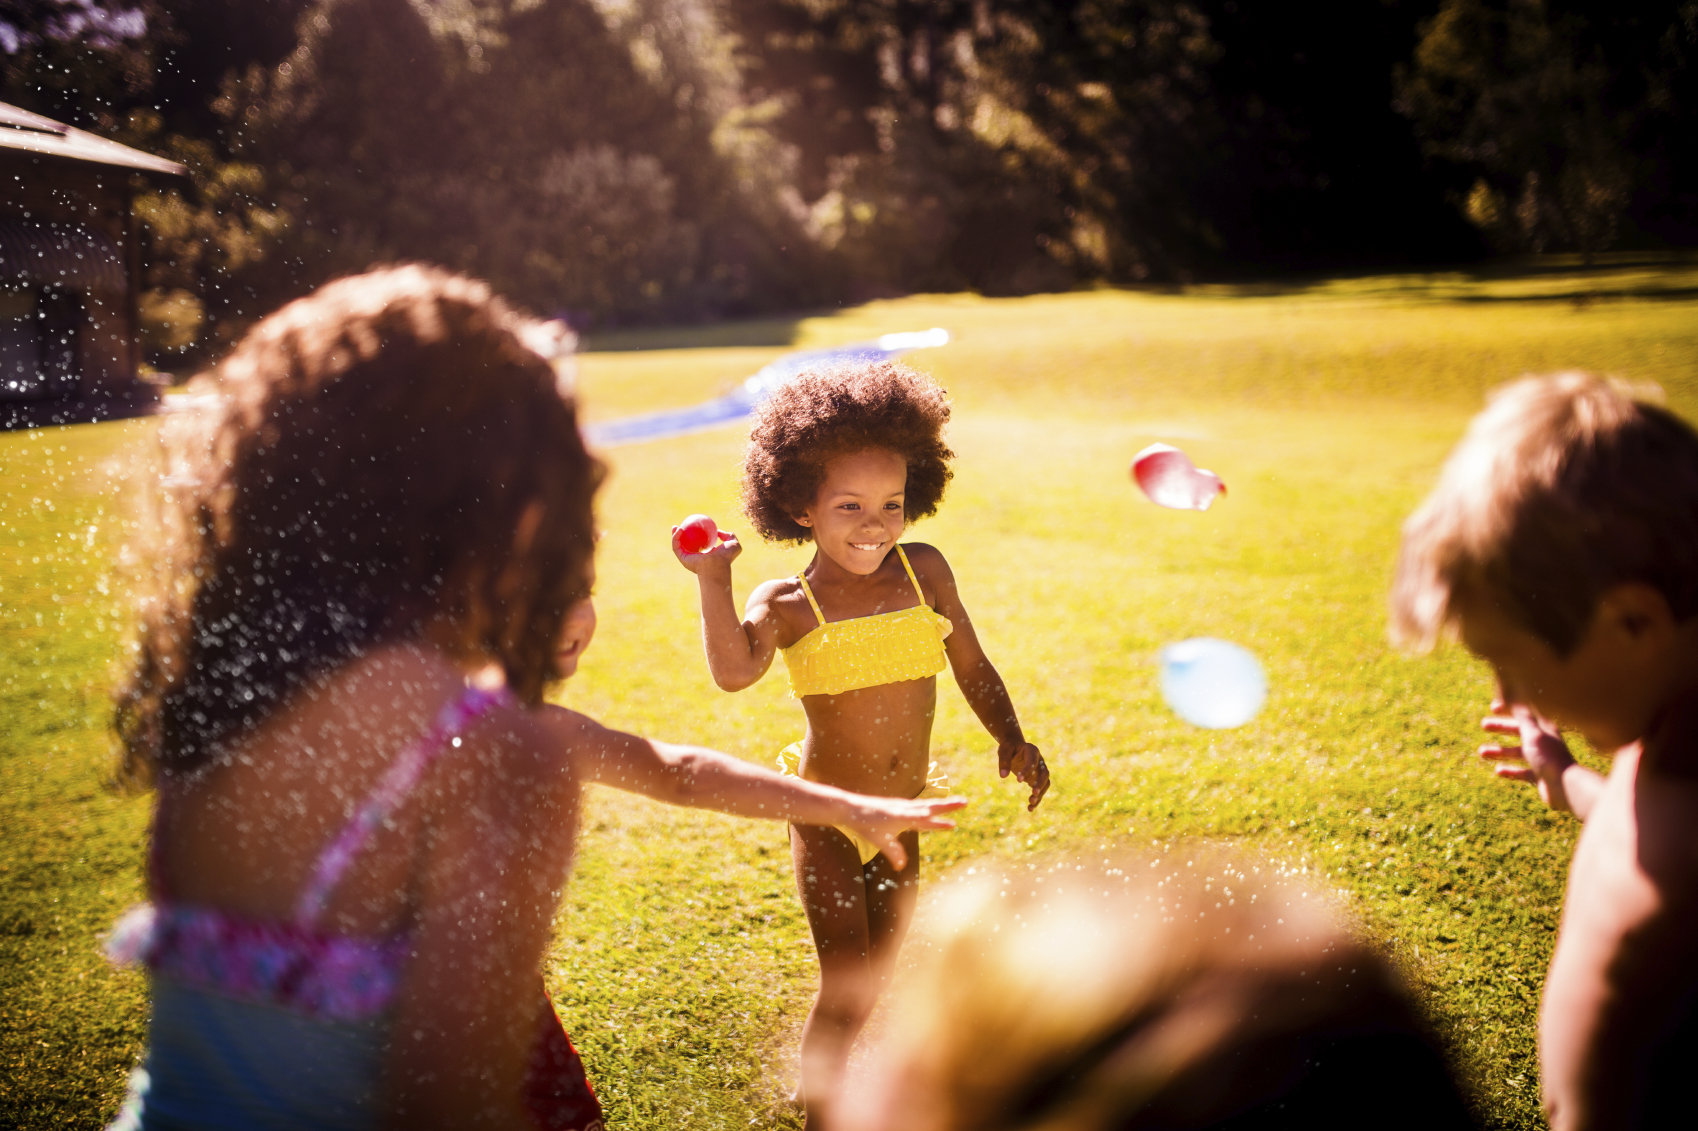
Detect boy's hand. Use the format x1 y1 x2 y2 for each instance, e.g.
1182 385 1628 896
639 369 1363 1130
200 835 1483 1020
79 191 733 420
846 795 969 870
1000 741 1050 811
671 525 740 573
1481 700 1579 811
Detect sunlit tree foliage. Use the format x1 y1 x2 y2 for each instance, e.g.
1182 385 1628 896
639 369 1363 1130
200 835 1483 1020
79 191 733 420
1 0 1690 355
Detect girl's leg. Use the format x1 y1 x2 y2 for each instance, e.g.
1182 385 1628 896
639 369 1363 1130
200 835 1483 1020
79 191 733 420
790 823 873 1128
861 829 920 997
789 825 920 1130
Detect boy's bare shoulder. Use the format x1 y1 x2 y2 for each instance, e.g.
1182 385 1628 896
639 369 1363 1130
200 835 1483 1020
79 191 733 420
1644 681 1698 780
1568 753 1698 932
1637 684 1698 878
1631 777 1698 887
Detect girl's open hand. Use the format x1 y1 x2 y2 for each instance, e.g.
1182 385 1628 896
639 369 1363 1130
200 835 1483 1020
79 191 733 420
845 795 968 871
671 525 740 572
1481 699 1578 811
1000 741 1049 811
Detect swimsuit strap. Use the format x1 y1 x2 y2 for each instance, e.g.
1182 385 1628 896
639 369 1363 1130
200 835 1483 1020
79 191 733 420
895 544 925 604
796 546 924 627
293 685 509 926
796 571 827 626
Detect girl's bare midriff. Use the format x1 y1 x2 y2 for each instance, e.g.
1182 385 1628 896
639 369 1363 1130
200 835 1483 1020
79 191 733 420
796 677 937 798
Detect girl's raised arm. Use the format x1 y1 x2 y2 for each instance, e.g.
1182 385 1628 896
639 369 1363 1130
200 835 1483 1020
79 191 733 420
912 543 1051 811
673 528 785 691
539 705 964 870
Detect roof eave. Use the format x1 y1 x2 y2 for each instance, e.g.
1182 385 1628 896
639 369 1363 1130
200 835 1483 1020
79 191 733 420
0 131 188 179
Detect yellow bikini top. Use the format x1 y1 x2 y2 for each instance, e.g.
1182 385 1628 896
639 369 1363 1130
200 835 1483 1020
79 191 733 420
781 545 953 698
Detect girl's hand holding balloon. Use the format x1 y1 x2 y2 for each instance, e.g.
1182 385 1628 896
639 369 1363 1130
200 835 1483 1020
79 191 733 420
674 513 720 554
671 514 739 572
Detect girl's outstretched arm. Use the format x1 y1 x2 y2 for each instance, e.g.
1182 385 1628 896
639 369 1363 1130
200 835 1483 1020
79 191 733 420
911 543 1051 811
539 705 964 869
672 528 785 691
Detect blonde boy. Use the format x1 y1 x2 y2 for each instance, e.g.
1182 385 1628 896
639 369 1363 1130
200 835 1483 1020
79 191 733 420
1392 373 1698 1131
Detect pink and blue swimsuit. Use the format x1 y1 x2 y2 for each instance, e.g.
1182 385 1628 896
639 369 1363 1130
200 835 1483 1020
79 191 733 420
105 686 602 1130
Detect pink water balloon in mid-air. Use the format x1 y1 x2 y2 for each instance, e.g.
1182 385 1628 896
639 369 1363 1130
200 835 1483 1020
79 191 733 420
1130 443 1227 511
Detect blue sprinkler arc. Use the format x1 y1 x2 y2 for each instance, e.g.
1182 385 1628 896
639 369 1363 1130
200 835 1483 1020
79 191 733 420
583 328 950 447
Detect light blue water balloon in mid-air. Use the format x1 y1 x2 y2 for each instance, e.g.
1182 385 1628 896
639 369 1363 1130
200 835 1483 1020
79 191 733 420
1159 637 1267 729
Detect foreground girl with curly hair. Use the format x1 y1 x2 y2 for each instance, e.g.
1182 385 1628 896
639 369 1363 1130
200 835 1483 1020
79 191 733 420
106 270 964 1130
674 360 1050 1129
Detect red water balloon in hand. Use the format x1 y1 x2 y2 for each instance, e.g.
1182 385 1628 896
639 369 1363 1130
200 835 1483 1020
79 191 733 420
1131 443 1227 511
675 514 720 554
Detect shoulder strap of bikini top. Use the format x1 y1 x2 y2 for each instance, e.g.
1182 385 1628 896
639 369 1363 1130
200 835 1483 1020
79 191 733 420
895 544 926 604
293 684 510 926
796 570 826 626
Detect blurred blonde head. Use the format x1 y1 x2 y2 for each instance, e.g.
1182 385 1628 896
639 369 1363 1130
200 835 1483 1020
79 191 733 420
1391 372 1698 656
841 852 1474 1131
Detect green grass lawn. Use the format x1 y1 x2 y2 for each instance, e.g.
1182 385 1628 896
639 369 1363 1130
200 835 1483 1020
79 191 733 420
4 256 1697 1128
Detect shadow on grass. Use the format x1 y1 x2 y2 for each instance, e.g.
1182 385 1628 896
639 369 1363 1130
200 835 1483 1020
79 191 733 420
584 254 1698 355
1170 250 1698 306
1449 286 1698 304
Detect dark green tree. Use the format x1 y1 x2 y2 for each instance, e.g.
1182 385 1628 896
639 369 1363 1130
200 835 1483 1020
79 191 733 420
1399 0 1698 256
725 0 1476 287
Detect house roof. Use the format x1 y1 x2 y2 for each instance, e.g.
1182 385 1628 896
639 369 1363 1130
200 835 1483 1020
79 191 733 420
0 102 187 179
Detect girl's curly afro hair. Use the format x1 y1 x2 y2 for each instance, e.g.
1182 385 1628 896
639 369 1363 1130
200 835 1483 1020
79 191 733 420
741 360 953 544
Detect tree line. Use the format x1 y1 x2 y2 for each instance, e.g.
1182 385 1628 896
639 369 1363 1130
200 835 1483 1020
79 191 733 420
3 0 1694 358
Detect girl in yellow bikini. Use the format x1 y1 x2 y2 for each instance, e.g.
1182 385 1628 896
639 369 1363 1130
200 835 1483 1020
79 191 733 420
672 360 1049 1129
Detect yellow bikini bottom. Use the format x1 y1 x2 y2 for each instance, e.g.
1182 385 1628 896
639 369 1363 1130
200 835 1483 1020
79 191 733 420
777 742 951 865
